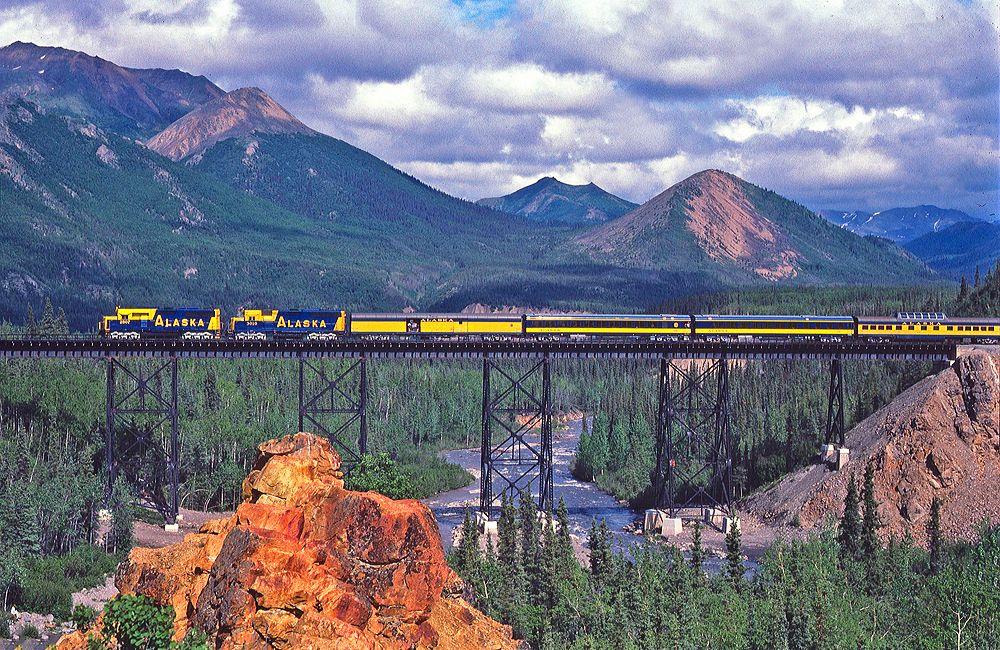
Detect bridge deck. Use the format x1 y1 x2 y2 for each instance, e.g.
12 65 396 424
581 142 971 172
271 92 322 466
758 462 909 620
0 337 957 360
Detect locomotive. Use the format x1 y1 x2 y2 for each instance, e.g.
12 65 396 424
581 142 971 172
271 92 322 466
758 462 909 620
98 308 1000 343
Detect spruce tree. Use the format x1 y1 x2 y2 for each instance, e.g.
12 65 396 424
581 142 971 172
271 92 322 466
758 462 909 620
518 489 540 594
498 493 518 574
725 519 743 589
838 472 861 561
496 493 520 619
608 416 628 472
56 307 69 335
555 497 575 580
456 506 482 582
107 476 135 558
26 304 38 337
40 297 55 336
689 519 705 575
927 496 942 575
975 265 981 288
539 515 558 610
959 276 969 301
588 517 612 579
861 461 882 558
589 413 609 477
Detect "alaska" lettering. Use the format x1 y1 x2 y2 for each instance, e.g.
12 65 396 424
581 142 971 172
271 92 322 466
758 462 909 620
154 315 207 328
276 317 328 329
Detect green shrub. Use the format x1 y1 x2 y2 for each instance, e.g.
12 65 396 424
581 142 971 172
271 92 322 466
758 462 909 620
0 613 10 638
394 447 474 498
96 595 210 650
61 545 118 587
346 453 415 500
19 576 72 620
21 623 40 639
72 604 97 629
102 595 174 650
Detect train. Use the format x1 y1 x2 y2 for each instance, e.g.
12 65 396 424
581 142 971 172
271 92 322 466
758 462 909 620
98 308 1000 343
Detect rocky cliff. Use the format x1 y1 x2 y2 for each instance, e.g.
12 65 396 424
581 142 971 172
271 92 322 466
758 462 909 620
56 432 520 650
746 347 1000 545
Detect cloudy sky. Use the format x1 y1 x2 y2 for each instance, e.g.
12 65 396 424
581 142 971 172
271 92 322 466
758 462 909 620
1 0 998 217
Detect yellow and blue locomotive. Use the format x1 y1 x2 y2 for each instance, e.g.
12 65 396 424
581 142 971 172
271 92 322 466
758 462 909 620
230 309 347 340
99 308 221 339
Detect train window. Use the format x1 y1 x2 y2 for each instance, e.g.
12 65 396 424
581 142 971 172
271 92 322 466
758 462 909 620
921 325 927 331
896 325 902 330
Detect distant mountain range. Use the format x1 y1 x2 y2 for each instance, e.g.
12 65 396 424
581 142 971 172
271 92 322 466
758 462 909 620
0 41 944 327
818 205 982 244
476 176 637 224
0 41 222 138
903 221 1000 279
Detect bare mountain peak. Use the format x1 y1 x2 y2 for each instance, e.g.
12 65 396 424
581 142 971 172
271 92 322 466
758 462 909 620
146 86 317 161
1 41 225 138
573 169 808 279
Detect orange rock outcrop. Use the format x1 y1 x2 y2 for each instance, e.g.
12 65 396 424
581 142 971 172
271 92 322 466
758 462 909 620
57 432 520 650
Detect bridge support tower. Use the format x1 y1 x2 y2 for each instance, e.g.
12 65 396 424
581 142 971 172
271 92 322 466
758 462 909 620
105 357 179 524
299 356 368 465
480 356 553 519
825 358 846 448
652 356 733 519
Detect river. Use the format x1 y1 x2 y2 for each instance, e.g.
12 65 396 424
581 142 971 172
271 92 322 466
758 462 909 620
421 417 639 551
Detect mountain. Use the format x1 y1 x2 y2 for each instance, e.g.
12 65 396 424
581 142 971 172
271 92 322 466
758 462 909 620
0 41 223 139
476 176 638 224
146 89 567 307
567 169 936 285
819 205 981 243
903 221 1000 279
146 87 317 161
0 98 412 327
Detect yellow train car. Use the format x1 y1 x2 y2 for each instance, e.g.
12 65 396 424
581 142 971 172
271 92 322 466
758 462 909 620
858 313 1000 340
693 315 854 338
99 308 222 339
349 313 523 336
524 314 691 337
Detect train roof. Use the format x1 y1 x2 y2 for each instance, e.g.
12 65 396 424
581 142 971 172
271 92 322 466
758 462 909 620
351 312 521 321
859 315 1000 324
525 313 688 319
694 314 854 321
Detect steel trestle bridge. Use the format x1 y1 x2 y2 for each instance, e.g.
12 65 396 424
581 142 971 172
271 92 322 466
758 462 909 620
1 336 956 523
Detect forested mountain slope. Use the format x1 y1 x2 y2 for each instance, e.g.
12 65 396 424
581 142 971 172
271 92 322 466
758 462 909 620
904 221 1000 279
0 100 422 327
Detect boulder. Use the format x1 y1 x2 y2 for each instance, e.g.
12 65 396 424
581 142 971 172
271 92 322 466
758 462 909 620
56 432 520 650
